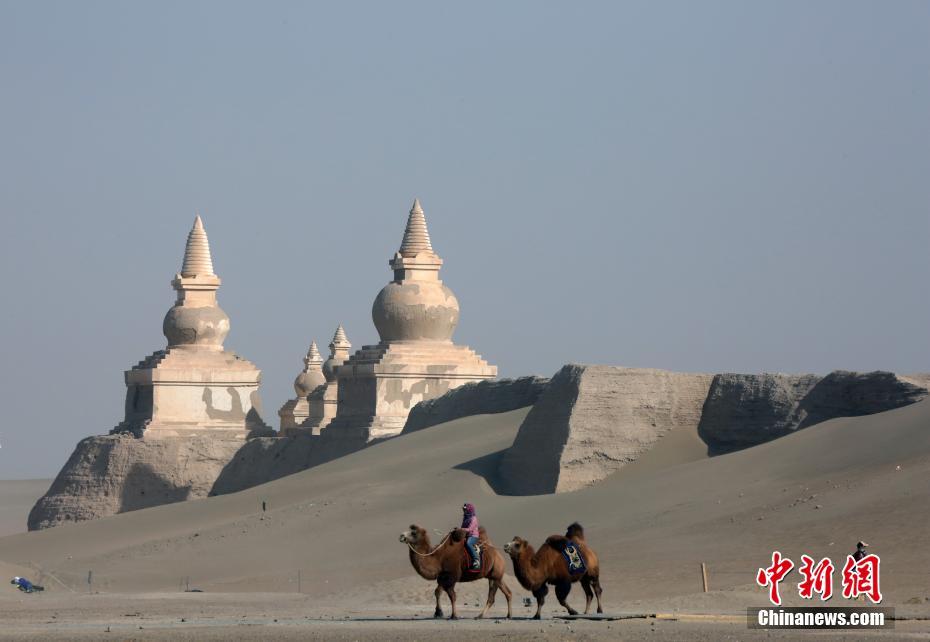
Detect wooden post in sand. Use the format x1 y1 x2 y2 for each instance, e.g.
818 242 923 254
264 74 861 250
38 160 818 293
297 569 301 594
701 563 708 593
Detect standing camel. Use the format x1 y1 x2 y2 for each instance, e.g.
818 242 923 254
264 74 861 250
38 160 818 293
399 524 513 619
503 522 603 619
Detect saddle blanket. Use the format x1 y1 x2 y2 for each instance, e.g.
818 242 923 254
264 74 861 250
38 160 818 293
562 543 587 575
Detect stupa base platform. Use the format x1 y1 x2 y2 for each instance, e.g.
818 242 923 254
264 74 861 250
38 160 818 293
114 422 273 440
278 398 311 437
327 341 496 441
298 384 339 435
116 347 271 439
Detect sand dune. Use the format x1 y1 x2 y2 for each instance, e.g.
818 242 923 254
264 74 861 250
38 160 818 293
0 480 50 538
2 401 929 618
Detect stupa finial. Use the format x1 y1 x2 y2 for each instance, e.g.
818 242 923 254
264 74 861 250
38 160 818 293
305 341 323 367
399 198 434 257
181 215 215 277
331 324 350 349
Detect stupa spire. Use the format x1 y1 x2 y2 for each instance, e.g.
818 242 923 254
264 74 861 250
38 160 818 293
399 198 434 257
181 215 215 277
331 324 350 349
305 341 323 367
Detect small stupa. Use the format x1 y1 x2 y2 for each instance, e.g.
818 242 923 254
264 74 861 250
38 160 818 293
302 325 352 434
327 199 496 441
114 216 270 438
278 341 326 434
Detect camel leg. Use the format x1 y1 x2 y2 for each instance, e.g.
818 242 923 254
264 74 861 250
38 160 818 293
555 581 578 616
433 584 444 618
444 585 458 620
532 585 548 620
592 575 604 614
475 578 496 619
581 576 594 614
498 576 513 619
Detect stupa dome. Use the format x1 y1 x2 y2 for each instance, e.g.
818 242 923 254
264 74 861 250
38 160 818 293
371 199 460 343
163 305 230 346
294 341 326 396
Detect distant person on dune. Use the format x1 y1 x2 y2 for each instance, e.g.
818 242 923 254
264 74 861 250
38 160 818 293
850 541 871 602
461 502 481 571
853 541 869 562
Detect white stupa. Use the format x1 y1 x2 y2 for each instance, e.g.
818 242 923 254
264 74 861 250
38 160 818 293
114 216 271 439
278 341 326 434
327 199 496 441
300 325 353 434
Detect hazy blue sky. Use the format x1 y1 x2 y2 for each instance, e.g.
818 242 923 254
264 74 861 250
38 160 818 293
1 1 928 479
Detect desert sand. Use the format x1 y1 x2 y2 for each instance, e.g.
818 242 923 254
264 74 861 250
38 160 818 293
2 402 929 639
0 481 50 538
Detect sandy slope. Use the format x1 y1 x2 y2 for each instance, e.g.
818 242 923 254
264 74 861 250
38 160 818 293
1 402 929 620
0 480 50 538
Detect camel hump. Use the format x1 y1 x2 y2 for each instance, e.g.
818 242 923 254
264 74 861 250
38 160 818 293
565 522 585 540
546 535 570 550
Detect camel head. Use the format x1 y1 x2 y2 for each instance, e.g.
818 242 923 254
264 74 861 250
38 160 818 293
399 524 427 546
503 536 529 558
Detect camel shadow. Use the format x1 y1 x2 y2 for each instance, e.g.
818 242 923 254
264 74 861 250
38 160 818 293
453 449 513 495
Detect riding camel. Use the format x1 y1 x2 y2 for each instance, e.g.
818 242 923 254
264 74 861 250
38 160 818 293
503 522 604 619
399 523 513 619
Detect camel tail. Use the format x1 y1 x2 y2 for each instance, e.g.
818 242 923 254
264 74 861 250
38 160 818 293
565 522 585 540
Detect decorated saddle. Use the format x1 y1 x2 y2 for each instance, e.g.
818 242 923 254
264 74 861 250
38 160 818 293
547 535 587 575
561 541 587 575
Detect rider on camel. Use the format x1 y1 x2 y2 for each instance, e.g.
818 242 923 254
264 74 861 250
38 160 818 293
461 502 481 570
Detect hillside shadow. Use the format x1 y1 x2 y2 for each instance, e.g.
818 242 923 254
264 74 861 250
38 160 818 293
211 433 316 496
119 462 193 513
453 449 513 495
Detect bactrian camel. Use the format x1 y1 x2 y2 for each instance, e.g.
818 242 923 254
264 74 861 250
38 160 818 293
399 523 513 619
503 522 603 619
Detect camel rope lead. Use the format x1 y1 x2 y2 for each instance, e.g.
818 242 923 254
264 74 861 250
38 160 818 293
406 532 452 557
405 531 500 557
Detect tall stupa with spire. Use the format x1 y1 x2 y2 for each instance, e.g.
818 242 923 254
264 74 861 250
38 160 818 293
326 199 496 442
114 216 270 438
